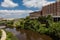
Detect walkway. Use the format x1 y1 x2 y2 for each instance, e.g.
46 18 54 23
1 29 7 40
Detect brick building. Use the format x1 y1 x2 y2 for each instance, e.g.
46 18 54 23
30 11 42 19
30 0 60 19
42 1 60 17
30 0 60 21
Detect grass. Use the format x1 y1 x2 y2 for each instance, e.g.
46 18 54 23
6 31 18 40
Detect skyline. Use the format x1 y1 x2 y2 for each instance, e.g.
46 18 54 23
0 0 55 18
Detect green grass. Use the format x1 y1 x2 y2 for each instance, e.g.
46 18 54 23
6 31 18 40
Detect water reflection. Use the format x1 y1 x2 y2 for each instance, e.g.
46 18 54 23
5 28 52 40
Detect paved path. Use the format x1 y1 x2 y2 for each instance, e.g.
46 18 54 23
1 29 7 40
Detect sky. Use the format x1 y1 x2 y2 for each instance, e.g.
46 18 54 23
0 0 56 18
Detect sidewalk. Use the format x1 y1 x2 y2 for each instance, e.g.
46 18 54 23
1 29 6 40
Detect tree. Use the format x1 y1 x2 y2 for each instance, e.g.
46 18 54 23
38 16 47 24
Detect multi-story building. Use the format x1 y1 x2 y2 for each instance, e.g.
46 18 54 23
30 0 60 21
30 11 42 19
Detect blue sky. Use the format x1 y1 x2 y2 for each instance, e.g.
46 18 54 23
0 0 55 18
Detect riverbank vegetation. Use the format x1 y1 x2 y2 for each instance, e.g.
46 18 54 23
1 15 60 40
0 30 2 38
6 31 18 40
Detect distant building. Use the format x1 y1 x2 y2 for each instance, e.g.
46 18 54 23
30 11 42 19
0 18 4 21
4 18 14 20
30 0 60 21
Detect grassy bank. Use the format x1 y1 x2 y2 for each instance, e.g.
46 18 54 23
6 31 18 40
0 29 2 39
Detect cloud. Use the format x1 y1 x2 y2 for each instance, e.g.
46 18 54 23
1 0 18 7
0 10 33 18
23 0 55 8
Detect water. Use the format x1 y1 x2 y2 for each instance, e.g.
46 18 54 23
5 28 53 40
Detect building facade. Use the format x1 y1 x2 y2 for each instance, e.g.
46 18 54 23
30 11 42 19
30 1 60 21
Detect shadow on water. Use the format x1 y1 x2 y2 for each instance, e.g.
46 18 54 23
5 28 53 40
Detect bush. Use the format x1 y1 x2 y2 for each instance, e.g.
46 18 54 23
5 16 60 40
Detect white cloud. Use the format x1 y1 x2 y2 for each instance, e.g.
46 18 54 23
0 10 33 18
1 0 18 7
23 0 55 8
